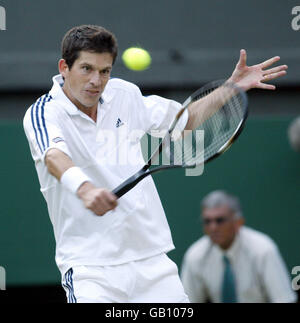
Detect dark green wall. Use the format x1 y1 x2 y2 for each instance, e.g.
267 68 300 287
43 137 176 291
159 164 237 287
0 121 59 285
0 117 299 286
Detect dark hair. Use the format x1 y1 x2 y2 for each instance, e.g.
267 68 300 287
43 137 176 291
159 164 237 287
61 25 118 69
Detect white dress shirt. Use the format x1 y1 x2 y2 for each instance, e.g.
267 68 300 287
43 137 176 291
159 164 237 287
181 226 297 303
23 75 188 276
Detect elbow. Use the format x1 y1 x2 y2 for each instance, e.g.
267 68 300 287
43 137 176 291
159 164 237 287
44 148 74 180
45 148 57 165
44 149 60 178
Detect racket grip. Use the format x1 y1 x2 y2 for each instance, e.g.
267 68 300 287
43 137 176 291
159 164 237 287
112 168 149 198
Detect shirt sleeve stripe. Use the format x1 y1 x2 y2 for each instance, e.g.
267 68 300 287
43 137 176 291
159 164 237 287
30 96 43 154
30 94 53 155
35 94 49 152
40 94 51 150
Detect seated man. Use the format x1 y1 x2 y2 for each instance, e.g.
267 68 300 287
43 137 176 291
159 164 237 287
181 190 297 303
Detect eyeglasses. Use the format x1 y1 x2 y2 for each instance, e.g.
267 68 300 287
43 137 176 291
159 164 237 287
202 216 231 226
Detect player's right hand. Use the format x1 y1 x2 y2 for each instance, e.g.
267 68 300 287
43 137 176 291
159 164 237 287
77 182 118 216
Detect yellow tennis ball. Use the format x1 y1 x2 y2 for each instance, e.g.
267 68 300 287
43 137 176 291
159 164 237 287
122 47 151 71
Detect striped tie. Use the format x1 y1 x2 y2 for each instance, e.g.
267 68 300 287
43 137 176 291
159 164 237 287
222 255 237 303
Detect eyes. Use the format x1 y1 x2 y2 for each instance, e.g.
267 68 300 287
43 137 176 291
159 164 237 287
82 65 91 72
81 65 111 77
202 216 232 226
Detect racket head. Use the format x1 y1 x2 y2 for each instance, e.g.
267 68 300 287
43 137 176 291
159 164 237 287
168 79 248 168
113 80 248 198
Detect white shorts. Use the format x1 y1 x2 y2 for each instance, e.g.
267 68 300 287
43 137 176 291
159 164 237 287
61 253 190 303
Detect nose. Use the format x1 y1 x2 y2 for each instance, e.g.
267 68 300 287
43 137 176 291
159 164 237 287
89 71 101 87
206 221 219 233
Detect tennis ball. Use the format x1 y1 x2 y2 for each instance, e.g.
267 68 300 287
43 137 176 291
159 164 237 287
122 47 151 71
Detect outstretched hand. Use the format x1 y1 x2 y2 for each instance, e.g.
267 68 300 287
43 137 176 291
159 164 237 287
228 49 288 91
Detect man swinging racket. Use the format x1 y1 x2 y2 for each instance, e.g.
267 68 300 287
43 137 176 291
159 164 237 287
23 25 287 303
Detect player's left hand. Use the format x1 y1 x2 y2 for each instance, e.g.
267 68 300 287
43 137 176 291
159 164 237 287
228 49 288 91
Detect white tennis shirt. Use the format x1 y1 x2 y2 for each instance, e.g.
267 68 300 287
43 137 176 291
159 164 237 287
23 74 188 276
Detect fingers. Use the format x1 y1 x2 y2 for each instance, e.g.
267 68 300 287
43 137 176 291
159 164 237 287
260 56 281 69
103 190 118 209
260 62 287 91
262 64 288 76
233 51 287 91
263 70 287 82
258 70 287 90
94 190 118 216
257 82 276 90
82 188 118 216
237 49 247 67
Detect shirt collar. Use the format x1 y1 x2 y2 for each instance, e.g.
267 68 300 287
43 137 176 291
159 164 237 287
214 228 242 260
49 74 114 115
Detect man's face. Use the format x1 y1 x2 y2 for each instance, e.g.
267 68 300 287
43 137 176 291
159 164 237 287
202 205 243 250
59 51 113 111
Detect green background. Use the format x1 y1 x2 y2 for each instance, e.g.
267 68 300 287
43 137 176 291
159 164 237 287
0 0 299 293
1 117 299 286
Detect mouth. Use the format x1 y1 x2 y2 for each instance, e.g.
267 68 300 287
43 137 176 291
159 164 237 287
85 89 101 97
210 234 221 241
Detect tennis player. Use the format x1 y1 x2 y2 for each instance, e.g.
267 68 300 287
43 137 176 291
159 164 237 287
23 25 287 303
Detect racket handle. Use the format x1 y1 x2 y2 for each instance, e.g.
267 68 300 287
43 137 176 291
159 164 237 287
112 168 150 198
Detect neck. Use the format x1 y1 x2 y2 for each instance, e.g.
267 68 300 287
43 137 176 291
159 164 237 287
62 84 98 122
83 106 97 122
219 236 236 250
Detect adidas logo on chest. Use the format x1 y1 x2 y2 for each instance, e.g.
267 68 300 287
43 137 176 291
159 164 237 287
116 118 124 128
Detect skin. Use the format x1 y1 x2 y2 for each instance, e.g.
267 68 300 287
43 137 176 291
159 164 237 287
227 49 288 91
59 51 113 122
202 205 244 250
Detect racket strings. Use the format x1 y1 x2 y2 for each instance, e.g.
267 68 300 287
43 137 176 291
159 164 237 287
170 84 245 167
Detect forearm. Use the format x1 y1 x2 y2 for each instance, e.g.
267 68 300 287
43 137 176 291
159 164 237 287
185 82 235 130
45 148 117 215
45 148 74 181
45 148 91 195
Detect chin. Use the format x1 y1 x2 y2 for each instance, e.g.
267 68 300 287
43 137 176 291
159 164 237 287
83 103 96 109
80 99 98 109
211 237 223 246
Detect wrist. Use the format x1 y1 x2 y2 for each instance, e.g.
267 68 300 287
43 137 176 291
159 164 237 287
60 167 92 195
77 181 95 198
226 76 237 86
226 77 248 92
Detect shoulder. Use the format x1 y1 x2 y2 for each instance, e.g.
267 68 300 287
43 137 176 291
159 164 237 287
105 78 141 95
240 226 279 255
183 236 212 265
23 93 60 129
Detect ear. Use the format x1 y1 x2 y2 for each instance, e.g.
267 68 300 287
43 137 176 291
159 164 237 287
58 59 69 78
235 217 244 232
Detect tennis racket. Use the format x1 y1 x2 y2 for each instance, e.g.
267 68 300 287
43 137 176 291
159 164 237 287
112 79 248 198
